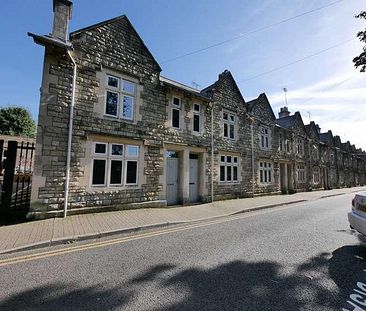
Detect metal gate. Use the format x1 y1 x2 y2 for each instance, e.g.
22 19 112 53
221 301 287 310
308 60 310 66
0 140 35 212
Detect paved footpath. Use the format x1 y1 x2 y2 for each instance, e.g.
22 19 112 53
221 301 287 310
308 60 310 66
0 186 365 254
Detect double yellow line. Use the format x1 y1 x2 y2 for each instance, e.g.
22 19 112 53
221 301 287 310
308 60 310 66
0 204 291 267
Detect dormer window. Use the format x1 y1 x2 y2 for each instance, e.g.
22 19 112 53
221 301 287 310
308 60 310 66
260 126 271 150
105 74 136 121
171 96 181 129
222 110 236 139
192 103 203 133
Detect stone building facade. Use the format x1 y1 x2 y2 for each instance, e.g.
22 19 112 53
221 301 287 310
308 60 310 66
28 1 366 219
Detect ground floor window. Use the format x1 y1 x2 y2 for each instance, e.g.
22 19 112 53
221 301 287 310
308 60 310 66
220 155 239 182
313 167 320 184
91 142 139 187
259 161 272 184
297 164 306 183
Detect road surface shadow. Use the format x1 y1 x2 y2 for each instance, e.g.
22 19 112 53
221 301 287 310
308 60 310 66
0 282 133 311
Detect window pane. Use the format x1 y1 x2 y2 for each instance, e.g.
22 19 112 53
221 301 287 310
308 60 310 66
126 161 138 184
233 157 238 163
193 114 200 132
106 91 118 116
110 160 123 184
227 156 232 163
227 166 232 181
223 112 228 120
269 171 272 182
95 143 106 154
260 170 263 183
123 80 135 94
167 151 179 158
233 166 238 181
111 144 123 156
220 165 225 181
229 124 234 139
230 115 235 122
224 123 228 137
173 97 180 106
107 76 119 88
264 170 268 182
221 156 225 163
194 104 200 112
122 96 133 119
92 159 106 185
127 145 139 157
172 109 180 128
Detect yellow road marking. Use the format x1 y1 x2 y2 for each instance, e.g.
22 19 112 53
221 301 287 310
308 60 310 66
0 203 297 267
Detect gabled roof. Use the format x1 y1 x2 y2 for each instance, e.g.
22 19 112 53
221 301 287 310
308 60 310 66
201 70 245 104
70 15 162 72
276 115 296 129
276 111 305 133
305 121 320 140
319 130 334 146
160 76 211 101
246 93 276 121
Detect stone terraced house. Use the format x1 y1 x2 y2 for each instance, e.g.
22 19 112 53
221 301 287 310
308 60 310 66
27 0 366 219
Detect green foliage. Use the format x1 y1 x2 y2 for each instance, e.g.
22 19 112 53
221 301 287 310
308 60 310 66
0 107 36 138
353 11 366 72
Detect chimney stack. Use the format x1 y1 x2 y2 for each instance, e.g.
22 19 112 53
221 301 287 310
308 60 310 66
278 106 290 118
52 0 73 41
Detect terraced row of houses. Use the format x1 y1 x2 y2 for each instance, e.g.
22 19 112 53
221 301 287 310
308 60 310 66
28 0 366 218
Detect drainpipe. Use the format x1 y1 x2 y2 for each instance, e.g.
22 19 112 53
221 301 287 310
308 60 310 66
64 50 77 218
247 114 255 197
251 118 255 197
210 101 215 203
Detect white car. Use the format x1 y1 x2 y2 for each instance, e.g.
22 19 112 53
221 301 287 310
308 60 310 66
348 192 366 236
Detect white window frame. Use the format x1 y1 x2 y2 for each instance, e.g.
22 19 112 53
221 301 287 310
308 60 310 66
313 167 320 184
279 133 284 152
297 138 304 155
259 161 273 184
219 155 239 183
192 103 203 133
171 96 181 129
104 74 136 121
297 164 306 182
91 142 139 187
260 126 270 150
222 110 236 140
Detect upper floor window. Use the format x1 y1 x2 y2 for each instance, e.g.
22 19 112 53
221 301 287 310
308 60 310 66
259 161 272 184
313 167 320 184
312 145 319 160
260 127 270 150
220 155 239 183
192 103 203 133
297 164 306 182
171 96 181 129
222 111 236 139
92 142 139 187
105 75 136 121
297 138 304 155
279 133 284 152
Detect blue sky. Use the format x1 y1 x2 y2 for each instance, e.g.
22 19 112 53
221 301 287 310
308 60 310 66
0 0 365 148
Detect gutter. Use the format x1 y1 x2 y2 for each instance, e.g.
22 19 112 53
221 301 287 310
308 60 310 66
64 50 77 218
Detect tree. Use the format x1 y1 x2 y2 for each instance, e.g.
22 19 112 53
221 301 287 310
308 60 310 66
0 107 36 138
353 11 366 72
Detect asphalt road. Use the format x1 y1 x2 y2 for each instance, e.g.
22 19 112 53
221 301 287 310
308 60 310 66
0 193 365 311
